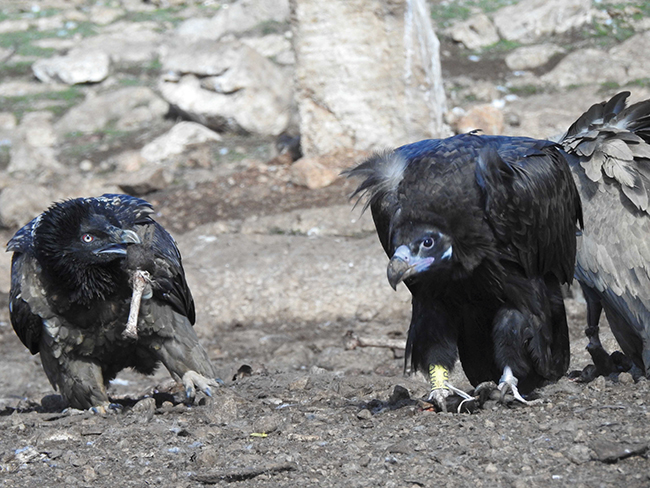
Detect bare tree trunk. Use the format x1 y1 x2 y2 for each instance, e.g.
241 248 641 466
290 0 448 158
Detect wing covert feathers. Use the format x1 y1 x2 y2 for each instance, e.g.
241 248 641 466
562 91 650 213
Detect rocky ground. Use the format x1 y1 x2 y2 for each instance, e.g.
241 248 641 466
1 0 650 486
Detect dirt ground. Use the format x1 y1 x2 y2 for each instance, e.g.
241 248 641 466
0 172 649 488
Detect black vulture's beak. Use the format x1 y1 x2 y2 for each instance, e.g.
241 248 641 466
387 245 417 290
94 227 141 256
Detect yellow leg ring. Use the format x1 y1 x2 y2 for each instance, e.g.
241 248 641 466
429 364 449 390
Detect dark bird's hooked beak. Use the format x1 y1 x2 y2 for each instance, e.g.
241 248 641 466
387 243 452 290
387 245 421 290
94 227 141 256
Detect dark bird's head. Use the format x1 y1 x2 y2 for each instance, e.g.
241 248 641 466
387 225 454 290
28 194 153 302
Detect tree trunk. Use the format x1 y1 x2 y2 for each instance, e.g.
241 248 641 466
290 0 448 157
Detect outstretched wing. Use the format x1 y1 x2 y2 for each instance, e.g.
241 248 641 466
475 137 583 284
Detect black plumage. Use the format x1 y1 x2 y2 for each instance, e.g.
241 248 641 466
560 92 650 379
346 133 582 408
7 194 219 411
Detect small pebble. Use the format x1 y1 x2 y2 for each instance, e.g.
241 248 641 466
357 409 372 420
619 372 634 385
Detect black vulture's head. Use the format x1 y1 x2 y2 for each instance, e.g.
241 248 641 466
32 195 151 302
387 224 453 290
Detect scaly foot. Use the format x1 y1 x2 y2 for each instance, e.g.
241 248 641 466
498 366 540 405
182 371 224 402
427 364 477 412
90 402 123 415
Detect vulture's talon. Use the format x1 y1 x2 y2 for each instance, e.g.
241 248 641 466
428 387 450 412
182 371 223 402
498 366 540 405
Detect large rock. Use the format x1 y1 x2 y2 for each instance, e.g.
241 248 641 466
541 32 650 88
291 0 448 157
32 49 110 85
159 40 292 136
609 31 650 83
289 148 367 189
117 167 172 196
540 49 626 88
0 183 53 229
445 13 499 50
505 44 564 71
74 22 164 63
140 121 222 165
88 5 124 25
241 33 295 64
454 104 504 135
493 0 592 43
175 0 290 42
7 112 61 176
55 87 168 136
498 88 650 140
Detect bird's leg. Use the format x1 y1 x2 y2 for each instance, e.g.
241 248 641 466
581 287 618 377
582 286 605 351
497 366 540 405
427 364 451 411
41 347 116 412
123 269 152 340
583 289 603 348
151 308 223 403
427 364 476 413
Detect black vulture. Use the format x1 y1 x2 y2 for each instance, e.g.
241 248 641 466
346 133 582 409
560 92 650 380
7 194 220 412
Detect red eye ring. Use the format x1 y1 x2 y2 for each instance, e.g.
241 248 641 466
81 234 94 243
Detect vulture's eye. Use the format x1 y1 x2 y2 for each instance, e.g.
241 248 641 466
81 234 95 243
422 237 434 249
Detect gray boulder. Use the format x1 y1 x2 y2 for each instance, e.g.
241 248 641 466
7 112 61 176
493 0 592 43
175 0 290 42
75 22 164 63
32 49 110 85
540 49 626 88
159 40 292 136
445 13 499 50
55 87 168 136
542 32 650 88
241 33 294 64
505 44 564 71
0 183 53 229
140 121 222 165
